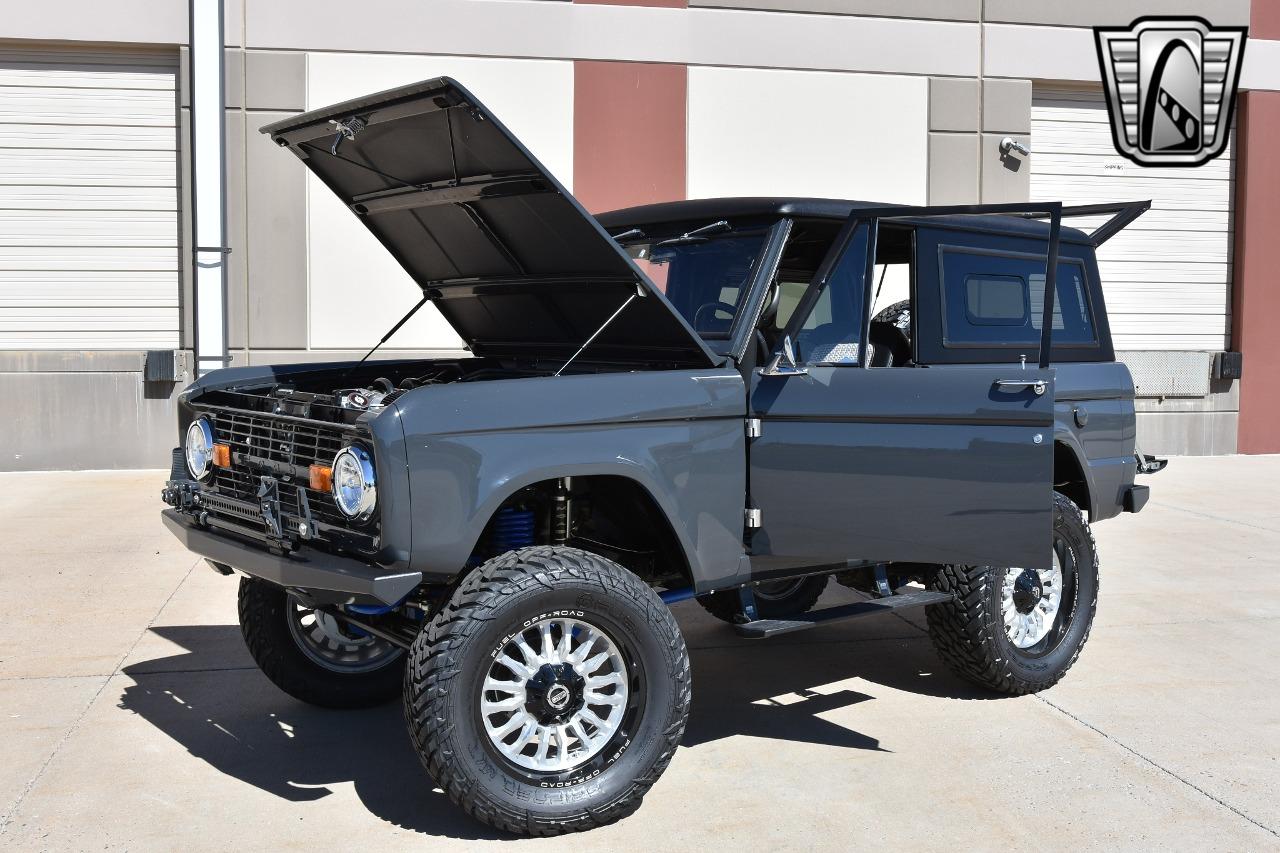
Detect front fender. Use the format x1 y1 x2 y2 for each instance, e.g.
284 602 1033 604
396 369 749 589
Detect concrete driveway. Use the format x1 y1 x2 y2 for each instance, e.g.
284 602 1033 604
1 457 1278 851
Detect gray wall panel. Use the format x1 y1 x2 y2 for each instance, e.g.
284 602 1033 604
929 78 980 132
1134 383 1239 414
982 78 1030 134
980 133 1030 203
224 49 244 110
179 48 245 109
0 369 189 471
1136 411 1237 456
245 51 306 111
245 110 309 349
243 349 470 366
4 0 186 45
225 110 248 350
928 133 980 204
983 0 1250 28
0 352 153 373
690 0 979 21
245 1 980 77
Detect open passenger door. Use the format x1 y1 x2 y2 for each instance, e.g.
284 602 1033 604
748 203 1071 573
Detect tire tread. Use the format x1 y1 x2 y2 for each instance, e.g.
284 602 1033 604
925 493 1099 695
404 546 690 836
237 577 403 709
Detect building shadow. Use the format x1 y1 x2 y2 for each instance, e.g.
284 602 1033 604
117 605 998 838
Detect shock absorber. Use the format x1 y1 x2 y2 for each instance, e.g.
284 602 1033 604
491 506 536 554
552 476 572 544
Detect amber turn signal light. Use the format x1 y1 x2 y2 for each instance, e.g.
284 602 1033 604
211 444 231 468
309 464 333 492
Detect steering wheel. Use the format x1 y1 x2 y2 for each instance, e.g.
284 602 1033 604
693 301 737 334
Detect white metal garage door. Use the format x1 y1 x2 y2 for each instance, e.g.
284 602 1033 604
1031 88 1233 351
0 47 178 349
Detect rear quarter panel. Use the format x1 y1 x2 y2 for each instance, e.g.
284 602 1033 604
1053 361 1137 521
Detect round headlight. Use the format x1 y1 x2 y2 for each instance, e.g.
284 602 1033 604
185 418 215 480
332 446 376 520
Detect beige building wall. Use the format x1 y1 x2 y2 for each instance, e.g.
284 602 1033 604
0 0 1275 467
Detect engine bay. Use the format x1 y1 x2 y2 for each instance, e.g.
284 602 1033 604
192 358 572 425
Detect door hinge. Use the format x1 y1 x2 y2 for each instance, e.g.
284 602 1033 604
745 507 762 528
746 417 762 439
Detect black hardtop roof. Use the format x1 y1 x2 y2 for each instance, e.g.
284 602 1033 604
596 197 1095 246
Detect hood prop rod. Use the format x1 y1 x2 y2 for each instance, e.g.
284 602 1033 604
341 294 430 381
554 285 645 377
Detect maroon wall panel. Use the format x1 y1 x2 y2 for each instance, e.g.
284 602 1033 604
1232 90 1280 453
1252 2 1280 39
573 61 687 215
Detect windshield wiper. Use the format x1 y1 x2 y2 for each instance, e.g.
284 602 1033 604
610 227 645 242
656 219 731 247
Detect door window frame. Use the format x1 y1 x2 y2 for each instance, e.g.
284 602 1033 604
775 216 878 367
936 244 1098 350
768 202 1069 372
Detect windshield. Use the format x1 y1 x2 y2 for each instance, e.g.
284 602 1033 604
618 225 769 352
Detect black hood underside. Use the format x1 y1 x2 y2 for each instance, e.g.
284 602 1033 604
261 78 718 367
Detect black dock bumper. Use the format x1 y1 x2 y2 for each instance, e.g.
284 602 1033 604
1123 484 1150 513
161 509 422 604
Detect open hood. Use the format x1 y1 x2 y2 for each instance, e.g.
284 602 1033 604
261 78 719 368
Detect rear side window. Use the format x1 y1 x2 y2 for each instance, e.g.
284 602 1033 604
965 276 1027 325
941 248 1096 347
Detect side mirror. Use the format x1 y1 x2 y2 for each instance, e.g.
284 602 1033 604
760 335 808 377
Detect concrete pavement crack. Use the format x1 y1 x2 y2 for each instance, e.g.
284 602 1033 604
117 664 260 676
885 596 1279 839
1035 693 1279 839
0 556 201 835
1149 500 1280 534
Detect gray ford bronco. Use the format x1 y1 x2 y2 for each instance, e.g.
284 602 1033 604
160 78 1163 836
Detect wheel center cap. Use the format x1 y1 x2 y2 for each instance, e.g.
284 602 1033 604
1012 568 1044 614
546 684 571 710
524 663 586 723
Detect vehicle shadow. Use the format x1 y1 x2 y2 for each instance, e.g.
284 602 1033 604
116 606 996 839
118 626 504 841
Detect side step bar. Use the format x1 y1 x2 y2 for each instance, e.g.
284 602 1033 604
734 589 954 639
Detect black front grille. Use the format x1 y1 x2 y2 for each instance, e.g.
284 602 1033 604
200 408 374 538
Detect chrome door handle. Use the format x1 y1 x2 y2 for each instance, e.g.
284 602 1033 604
995 379 1047 396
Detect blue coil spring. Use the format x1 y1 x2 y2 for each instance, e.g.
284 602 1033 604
490 507 536 553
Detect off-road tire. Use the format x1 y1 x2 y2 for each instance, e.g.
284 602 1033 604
237 577 404 708
925 492 1098 695
697 574 829 624
404 546 691 836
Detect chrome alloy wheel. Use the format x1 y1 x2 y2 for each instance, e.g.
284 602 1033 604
286 597 402 673
480 617 630 774
1001 549 1065 649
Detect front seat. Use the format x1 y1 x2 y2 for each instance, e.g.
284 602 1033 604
794 323 859 365
867 321 911 367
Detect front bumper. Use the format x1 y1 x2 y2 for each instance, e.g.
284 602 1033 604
161 509 421 604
